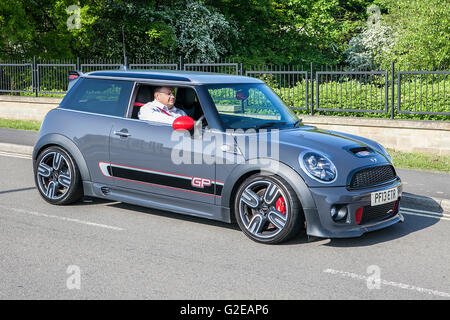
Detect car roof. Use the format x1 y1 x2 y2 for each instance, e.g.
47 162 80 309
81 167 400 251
85 69 264 85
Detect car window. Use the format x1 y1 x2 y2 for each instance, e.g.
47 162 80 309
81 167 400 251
61 78 133 117
206 84 299 130
210 87 281 119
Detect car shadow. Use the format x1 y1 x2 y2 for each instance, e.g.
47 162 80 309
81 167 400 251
73 194 442 246
104 199 242 232
71 196 117 206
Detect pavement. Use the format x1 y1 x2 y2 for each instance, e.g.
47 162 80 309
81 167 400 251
1 127 449 212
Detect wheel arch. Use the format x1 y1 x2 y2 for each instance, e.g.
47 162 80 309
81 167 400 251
33 133 91 182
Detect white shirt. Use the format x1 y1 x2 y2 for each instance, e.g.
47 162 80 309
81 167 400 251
138 100 186 125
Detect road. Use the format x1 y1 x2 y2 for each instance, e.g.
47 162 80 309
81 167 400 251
0 152 449 300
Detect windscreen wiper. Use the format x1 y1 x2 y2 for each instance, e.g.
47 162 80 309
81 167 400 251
293 119 302 127
253 121 287 130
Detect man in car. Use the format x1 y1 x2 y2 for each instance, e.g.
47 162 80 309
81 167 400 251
138 86 186 124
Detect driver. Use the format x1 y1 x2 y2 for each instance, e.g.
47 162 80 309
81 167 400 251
138 86 186 124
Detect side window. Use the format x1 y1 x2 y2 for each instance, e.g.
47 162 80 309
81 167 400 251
61 78 133 117
131 85 204 121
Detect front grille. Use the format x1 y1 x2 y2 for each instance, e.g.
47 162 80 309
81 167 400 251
360 201 398 225
349 165 396 189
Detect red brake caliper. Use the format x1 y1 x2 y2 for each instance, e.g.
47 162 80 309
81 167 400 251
276 196 286 215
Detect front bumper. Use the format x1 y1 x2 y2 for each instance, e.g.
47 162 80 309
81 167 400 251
304 178 404 238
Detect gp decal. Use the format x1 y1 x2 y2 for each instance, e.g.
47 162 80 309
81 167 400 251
98 161 223 197
191 177 211 189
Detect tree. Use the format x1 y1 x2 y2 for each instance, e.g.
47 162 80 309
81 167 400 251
0 0 75 59
345 0 450 69
210 0 375 65
344 4 395 70
168 0 238 61
66 0 238 61
383 0 450 68
68 0 174 60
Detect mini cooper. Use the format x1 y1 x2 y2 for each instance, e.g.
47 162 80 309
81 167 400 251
33 70 403 244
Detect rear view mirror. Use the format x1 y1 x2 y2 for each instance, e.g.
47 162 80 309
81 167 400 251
172 116 194 131
236 89 249 100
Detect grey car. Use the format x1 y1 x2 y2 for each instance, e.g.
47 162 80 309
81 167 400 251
33 70 404 244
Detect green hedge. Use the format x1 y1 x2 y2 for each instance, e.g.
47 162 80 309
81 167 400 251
269 78 450 121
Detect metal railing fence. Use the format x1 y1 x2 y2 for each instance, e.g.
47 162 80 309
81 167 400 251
0 63 33 94
37 61 77 94
315 70 389 114
183 61 240 75
396 70 449 115
0 57 448 119
246 66 309 112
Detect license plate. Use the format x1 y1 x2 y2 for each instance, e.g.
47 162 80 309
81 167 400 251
371 187 398 206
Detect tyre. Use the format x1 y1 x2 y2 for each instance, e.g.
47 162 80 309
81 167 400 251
234 174 304 244
34 146 83 205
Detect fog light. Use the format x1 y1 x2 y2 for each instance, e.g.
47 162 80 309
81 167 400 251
331 205 348 222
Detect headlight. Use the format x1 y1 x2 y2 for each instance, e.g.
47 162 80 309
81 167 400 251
299 151 337 183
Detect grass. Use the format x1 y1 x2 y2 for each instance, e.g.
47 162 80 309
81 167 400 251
0 118 448 173
387 148 450 173
0 118 42 131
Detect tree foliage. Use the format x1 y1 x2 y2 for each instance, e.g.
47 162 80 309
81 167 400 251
0 0 448 68
168 0 238 61
383 0 450 68
344 5 395 70
344 0 450 69
0 0 75 59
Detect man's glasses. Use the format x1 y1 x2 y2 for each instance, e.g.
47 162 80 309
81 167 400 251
158 90 175 96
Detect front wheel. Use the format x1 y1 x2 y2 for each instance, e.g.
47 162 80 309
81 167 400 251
234 174 304 244
34 146 83 205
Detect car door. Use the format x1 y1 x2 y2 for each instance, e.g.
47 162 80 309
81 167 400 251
106 88 218 205
58 77 134 187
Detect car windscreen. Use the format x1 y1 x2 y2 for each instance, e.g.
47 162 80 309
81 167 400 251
206 84 300 130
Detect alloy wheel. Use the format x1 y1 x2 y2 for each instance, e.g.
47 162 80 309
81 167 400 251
239 180 289 240
36 151 72 201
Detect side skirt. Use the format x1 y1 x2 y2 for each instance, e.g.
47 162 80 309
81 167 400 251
83 181 231 223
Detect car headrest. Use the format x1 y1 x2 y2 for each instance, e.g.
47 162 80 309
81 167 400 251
136 85 154 104
176 88 196 108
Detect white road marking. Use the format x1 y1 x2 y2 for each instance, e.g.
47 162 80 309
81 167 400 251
0 151 32 160
401 206 448 216
323 268 450 298
0 205 124 231
400 207 450 221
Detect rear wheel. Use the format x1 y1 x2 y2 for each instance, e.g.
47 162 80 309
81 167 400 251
34 146 83 205
234 174 304 244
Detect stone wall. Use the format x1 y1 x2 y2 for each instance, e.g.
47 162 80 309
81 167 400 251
300 115 450 156
0 96 60 121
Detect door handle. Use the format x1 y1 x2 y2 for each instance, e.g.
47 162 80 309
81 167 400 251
114 130 131 138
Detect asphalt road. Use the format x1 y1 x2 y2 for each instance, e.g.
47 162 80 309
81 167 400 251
0 152 449 300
